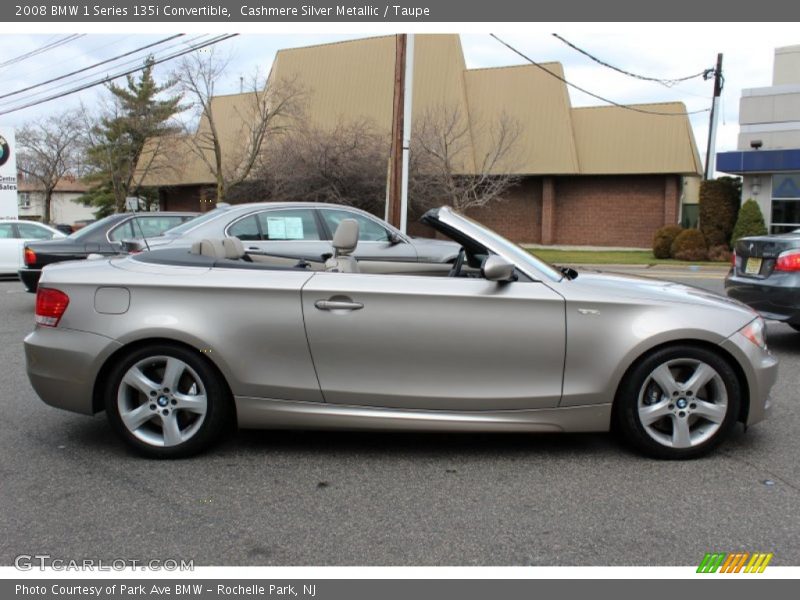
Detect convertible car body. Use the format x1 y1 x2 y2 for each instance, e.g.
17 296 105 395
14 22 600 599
25 208 777 459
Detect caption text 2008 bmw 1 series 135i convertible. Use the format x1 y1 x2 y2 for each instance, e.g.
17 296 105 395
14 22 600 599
24 207 778 459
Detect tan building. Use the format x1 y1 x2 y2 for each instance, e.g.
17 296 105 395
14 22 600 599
17 174 94 225
141 34 702 248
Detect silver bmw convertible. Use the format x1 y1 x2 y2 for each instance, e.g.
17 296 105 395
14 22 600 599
25 207 777 459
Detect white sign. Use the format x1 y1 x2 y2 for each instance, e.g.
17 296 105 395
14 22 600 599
266 216 304 240
0 126 18 220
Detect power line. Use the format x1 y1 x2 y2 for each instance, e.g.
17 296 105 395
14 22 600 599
0 35 213 110
0 34 239 117
0 34 211 110
489 34 710 117
0 35 185 101
552 34 708 87
0 34 86 70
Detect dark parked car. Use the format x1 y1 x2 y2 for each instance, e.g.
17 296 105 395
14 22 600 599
725 231 800 330
19 212 198 292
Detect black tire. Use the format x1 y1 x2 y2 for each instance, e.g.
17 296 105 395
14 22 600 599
614 345 741 460
105 343 232 458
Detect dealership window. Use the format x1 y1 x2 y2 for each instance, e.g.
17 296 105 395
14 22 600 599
771 173 800 233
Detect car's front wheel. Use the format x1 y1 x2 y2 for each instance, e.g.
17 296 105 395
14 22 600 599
615 345 741 459
105 343 231 458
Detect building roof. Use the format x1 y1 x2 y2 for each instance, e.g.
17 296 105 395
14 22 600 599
139 34 702 187
572 103 703 175
17 174 90 193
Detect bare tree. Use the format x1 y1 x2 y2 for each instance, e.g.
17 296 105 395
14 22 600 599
174 47 305 202
234 119 388 214
410 104 522 213
17 110 85 224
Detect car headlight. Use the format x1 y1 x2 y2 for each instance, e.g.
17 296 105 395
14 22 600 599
740 317 767 350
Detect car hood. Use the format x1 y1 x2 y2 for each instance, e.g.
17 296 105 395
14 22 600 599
566 270 756 314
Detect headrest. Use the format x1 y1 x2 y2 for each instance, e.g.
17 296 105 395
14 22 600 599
222 237 245 259
197 238 226 259
332 219 359 256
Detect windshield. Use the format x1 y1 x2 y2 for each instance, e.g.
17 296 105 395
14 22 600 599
440 210 563 282
161 206 230 236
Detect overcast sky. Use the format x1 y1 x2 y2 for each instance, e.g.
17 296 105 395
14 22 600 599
1 26 799 174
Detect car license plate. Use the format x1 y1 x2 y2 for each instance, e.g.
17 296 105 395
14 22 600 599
745 257 762 275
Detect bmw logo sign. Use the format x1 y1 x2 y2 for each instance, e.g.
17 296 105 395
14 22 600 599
0 135 9 167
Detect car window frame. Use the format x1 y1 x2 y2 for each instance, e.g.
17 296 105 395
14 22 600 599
225 207 324 242
0 222 17 240
15 222 58 240
315 207 408 244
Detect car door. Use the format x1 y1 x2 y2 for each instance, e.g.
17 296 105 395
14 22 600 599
301 272 566 410
0 222 21 272
318 208 418 262
227 208 328 261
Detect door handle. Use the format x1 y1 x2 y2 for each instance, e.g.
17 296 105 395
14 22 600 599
314 299 364 311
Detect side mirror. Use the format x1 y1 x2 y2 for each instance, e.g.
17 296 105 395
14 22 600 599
387 232 402 246
482 255 516 283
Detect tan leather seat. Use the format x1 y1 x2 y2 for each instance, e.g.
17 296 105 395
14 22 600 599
325 219 360 273
192 239 226 260
222 237 246 260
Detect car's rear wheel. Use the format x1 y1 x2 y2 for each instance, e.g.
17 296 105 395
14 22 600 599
614 345 741 459
105 343 231 458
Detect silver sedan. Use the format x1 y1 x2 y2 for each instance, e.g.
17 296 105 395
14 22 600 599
124 202 460 264
25 207 777 460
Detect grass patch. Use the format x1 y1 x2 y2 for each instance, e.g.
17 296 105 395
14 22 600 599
527 249 724 266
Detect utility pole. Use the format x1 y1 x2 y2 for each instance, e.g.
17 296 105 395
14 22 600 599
387 34 407 230
704 53 724 180
399 34 414 234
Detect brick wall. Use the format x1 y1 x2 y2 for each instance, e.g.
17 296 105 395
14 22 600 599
157 175 682 248
466 179 543 243
550 175 679 247
159 186 216 212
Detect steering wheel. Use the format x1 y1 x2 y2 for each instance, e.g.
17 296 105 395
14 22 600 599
448 247 466 278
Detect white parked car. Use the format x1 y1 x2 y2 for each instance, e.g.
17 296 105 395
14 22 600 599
0 220 65 274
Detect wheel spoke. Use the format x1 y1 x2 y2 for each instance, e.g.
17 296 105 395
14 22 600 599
684 363 717 396
693 399 726 423
650 364 679 396
161 413 183 446
122 367 159 396
120 403 154 431
162 358 186 392
671 415 692 448
173 392 207 415
639 402 672 426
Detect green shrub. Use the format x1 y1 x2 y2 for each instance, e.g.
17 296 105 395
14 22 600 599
652 225 684 259
731 198 768 246
699 178 741 247
670 229 708 261
707 244 732 263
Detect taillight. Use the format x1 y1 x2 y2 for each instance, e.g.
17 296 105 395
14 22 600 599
24 247 36 266
35 288 69 327
775 249 800 272
731 249 736 268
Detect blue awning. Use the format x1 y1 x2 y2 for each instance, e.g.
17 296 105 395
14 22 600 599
717 149 800 174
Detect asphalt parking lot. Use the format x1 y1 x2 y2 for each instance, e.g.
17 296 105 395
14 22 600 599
1 270 798 566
